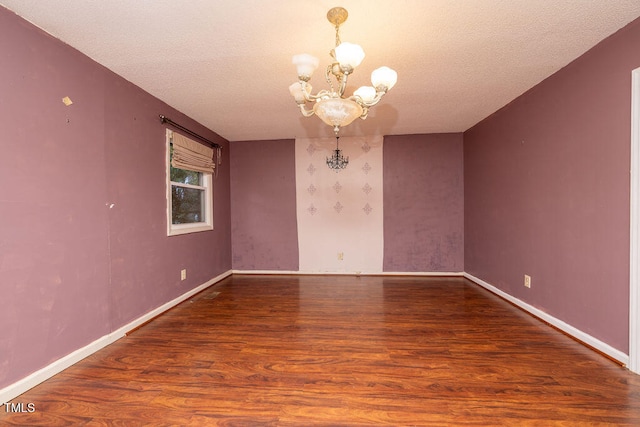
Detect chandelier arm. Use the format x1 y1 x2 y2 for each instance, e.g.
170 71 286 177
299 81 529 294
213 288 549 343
299 81 331 102
314 89 332 99
337 72 349 98
298 104 315 117
351 91 386 109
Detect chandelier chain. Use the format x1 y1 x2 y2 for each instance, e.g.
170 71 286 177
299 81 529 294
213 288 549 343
325 65 335 93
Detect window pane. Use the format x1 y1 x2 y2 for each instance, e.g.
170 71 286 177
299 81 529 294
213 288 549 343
171 186 204 224
170 166 202 185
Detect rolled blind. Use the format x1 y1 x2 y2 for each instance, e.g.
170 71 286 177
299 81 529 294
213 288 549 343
171 131 215 174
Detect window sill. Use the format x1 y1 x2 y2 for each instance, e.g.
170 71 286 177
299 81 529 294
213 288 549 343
168 223 213 236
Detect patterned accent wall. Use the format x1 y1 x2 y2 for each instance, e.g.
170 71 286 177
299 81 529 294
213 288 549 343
295 137 384 273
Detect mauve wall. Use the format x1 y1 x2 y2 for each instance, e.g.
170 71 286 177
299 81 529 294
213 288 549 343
0 7 231 389
464 19 640 353
384 134 464 272
230 140 299 271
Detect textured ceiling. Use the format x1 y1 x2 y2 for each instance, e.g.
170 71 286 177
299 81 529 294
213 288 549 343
2 0 640 141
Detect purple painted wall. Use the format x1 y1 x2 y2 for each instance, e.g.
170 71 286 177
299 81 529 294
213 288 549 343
230 140 299 271
383 134 464 272
464 19 640 353
0 7 231 389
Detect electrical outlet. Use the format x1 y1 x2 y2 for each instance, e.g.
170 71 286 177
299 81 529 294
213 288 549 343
181 269 187 281
524 274 531 288
338 252 344 261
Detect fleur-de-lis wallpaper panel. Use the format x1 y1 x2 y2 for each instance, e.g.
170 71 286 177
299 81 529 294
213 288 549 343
295 136 384 273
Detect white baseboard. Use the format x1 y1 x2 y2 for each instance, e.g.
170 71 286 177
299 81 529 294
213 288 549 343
463 272 629 366
232 269 464 276
0 269 232 404
377 271 464 277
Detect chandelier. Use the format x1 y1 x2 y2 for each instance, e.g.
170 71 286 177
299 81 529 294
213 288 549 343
326 136 349 171
288 6 398 138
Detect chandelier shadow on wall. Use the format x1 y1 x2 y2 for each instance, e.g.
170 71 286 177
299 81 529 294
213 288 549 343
289 6 397 171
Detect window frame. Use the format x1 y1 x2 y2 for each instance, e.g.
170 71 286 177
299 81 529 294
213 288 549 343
166 129 213 236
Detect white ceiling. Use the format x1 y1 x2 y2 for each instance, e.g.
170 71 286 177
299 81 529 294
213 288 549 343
2 0 640 142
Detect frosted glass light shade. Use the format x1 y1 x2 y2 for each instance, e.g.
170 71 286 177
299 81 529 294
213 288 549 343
289 82 311 104
334 42 365 69
292 54 320 78
313 97 363 127
371 66 398 91
354 86 377 103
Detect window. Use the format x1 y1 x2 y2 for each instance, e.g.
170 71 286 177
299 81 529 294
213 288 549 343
166 129 213 235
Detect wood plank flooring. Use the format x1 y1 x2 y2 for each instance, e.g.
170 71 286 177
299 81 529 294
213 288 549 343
3 275 640 425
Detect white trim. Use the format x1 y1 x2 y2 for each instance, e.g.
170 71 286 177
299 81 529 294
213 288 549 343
0 334 116 406
630 67 640 373
0 269 232 404
464 272 629 366
366 271 464 277
166 129 214 236
232 270 465 276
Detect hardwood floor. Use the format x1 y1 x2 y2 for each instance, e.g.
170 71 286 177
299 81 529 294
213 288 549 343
3 274 640 426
